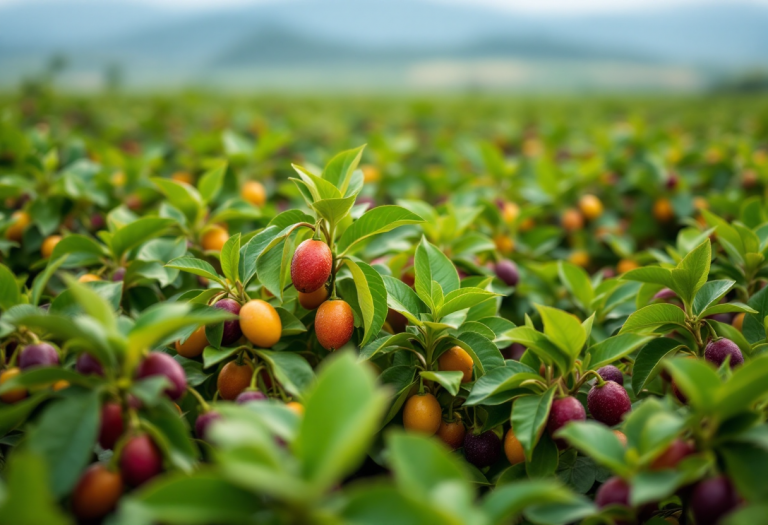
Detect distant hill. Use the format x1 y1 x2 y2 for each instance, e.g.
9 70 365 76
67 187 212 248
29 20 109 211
1 0 767 91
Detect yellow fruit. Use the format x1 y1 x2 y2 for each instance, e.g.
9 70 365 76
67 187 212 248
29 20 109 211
175 327 208 358
0 368 26 403
52 380 70 391
5 211 30 242
78 273 101 283
111 171 126 186
286 401 304 415
402 393 441 435
241 181 267 206
732 313 745 332
171 171 194 185
617 259 640 274
578 194 603 220
201 226 229 252
361 165 381 183
504 428 525 465
653 198 675 222
298 286 328 310
438 346 474 383
568 250 590 268
501 202 520 223
493 234 515 255
239 300 282 348
41 235 62 258
561 208 584 232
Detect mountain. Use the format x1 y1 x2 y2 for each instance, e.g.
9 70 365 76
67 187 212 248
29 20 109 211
1 0 767 91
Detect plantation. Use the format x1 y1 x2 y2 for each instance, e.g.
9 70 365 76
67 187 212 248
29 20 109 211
1 91 768 525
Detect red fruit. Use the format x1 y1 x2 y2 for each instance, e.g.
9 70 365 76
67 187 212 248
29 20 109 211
120 434 163 486
98 402 124 450
547 396 586 444
315 300 354 350
651 438 694 470
704 338 744 369
463 430 501 468
214 298 243 346
587 381 632 426
195 411 221 441
76 353 105 376
691 476 740 525
18 343 59 370
236 390 267 404
71 464 123 520
290 239 332 293
597 365 624 386
136 352 187 401
596 476 631 508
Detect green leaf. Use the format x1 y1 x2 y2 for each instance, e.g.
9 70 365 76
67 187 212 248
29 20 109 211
483 479 580 525
197 162 227 204
27 390 101 497
527 432 560 478
254 350 315 400
555 421 630 476
451 332 505 376
294 352 388 495
414 236 460 303
558 261 594 311
631 338 682 395
152 178 203 224
0 451 71 525
312 195 357 226
693 279 736 316
419 370 463 396
619 304 687 334
669 239 711 306
506 326 569 373
720 442 768 502
321 145 365 195
166 257 224 286
345 260 388 347
536 305 586 361
588 334 655 370
664 357 721 412
62 275 118 332
111 217 176 259
621 266 677 291
202 345 239 369
438 287 498 319
511 386 557 462
744 285 768 344
50 234 106 268
463 363 541 406
337 205 424 255
30 256 69 306
715 355 768 420
383 275 427 326
0 263 21 310
275 307 306 336
0 367 103 394
0 392 53 435
219 233 241 284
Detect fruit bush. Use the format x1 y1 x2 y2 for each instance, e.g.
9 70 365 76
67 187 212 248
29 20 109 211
0 92 768 524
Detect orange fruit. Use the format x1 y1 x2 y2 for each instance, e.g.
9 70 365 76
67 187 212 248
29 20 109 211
436 420 465 450
286 401 304 415
71 464 123 520
175 326 208 358
52 380 70 391
171 171 194 185
732 313 745 332
504 428 525 465
5 211 30 242
111 171 126 186
402 393 442 435
613 430 628 447
501 202 520 223
41 235 62 258
561 208 584 232
217 361 253 401
315 300 354 350
201 226 229 252
361 165 381 183
239 299 282 348
298 286 328 310
438 346 474 383
79 273 101 283
578 194 603 220
617 259 640 274
241 181 267 206
653 198 675 222
493 234 515 255
0 368 26 403
568 250 590 268
519 217 535 232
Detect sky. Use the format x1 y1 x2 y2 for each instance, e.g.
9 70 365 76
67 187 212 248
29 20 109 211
2 0 768 14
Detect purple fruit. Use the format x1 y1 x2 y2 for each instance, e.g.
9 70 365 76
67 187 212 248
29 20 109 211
136 352 187 401
90 213 105 231
236 390 267 404
597 365 624 386
357 196 376 209
706 313 733 324
595 476 631 508
463 430 501 468
653 288 678 301
214 298 242 346
547 396 586 441
120 434 163 486
501 343 526 360
691 476 740 525
666 173 679 190
76 353 104 376
494 259 519 287
195 411 221 440
704 338 744 369
112 267 126 282
588 381 631 427
19 343 59 370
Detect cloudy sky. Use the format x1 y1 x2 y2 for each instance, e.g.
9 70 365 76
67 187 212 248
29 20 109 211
1 0 767 13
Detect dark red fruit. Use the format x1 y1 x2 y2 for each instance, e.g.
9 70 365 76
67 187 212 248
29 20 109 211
386 309 407 333
214 298 243 346
597 365 624 386
120 434 163 486
236 390 267 404
596 476 631 508
666 173 679 190
547 396 586 444
691 476 740 525
653 288 678 301
112 267 126 282
76 353 104 376
494 259 519 286
501 343 526 360
651 438 695 470
19 343 59 370
98 402 124 450
588 381 631 426
707 313 733 324
704 338 744 369
672 381 688 404
290 239 332 293
195 411 221 440
463 430 501 468
136 352 187 401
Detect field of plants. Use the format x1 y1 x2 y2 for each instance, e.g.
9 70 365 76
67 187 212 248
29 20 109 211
1 90 768 525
